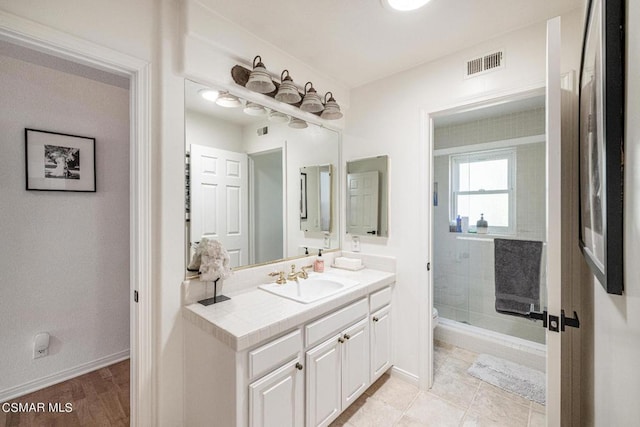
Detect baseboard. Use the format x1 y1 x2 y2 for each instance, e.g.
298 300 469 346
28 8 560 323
389 365 420 387
0 350 130 402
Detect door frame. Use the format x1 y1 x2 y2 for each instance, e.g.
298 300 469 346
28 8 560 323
419 84 548 392
0 11 154 426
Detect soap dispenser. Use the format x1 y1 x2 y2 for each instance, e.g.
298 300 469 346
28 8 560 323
477 214 488 234
314 249 325 273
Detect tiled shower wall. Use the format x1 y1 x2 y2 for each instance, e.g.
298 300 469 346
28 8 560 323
433 107 547 344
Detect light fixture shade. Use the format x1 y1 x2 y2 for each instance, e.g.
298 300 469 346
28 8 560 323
198 88 219 102
268 110 289 123
243 101 267 116
288 118 308 129
321 92 343 120
246 55 276 94
275 70 302 104
382 0 432 11
216 91 242 108
300 82 324 113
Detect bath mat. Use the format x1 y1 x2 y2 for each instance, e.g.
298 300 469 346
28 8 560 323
468 354 545 404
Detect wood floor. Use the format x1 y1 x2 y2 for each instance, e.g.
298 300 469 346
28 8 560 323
1 359 129 427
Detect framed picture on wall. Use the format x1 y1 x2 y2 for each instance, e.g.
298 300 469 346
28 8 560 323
578 0 625 294
25 128 96 192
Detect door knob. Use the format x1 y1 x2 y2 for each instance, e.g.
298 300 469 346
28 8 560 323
295 362 303 371
372 317 379 322
343 333 351 340
338 337 345 343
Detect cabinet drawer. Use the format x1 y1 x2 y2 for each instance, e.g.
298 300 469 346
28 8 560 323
369 286 392 312
249 329 302 380
305 298 368 348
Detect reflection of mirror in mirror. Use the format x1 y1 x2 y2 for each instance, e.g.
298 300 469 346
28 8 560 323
184 80 340 272
346 155 389 237
300 164 332 233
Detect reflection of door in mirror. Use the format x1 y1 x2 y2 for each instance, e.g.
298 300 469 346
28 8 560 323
300 165 332 233
347 172 379 236
345 155 388 237
190 145 249 268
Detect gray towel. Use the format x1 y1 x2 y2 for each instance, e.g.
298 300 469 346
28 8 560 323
494 239 543 317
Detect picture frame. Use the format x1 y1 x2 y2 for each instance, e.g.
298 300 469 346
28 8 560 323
578 0 625 294
300 172 308 220
25 129 96 192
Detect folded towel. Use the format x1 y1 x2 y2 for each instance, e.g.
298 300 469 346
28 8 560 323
494 239 543 317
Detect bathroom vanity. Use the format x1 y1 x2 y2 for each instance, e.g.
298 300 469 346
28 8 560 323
183 258 395 427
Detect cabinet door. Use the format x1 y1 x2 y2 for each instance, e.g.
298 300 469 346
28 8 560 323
370 305 392 382
249 357 304 427
306 334 342 427
341 317 370 409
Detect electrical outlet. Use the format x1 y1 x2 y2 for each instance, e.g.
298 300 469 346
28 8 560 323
351 235 361 252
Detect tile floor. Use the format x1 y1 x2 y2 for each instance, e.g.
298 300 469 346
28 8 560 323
331 341 545 427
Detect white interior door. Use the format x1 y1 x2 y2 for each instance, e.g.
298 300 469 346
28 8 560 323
190 144 248 268
545 16 562 427
347 171 379 236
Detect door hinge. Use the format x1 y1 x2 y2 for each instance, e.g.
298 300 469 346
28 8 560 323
427 262 431 271
528 309 579 332
134 290 139 303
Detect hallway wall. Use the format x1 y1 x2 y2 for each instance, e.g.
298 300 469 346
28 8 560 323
0 53 130 400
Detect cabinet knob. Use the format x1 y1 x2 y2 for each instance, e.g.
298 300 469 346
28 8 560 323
338 337 345 343
372 317 379 322
295 362 303 371
343 333 351 340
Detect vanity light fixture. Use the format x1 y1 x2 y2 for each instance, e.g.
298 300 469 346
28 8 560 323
275 70 302 104
320 92 343 120
268 110 289 123
300 82 324 113
245 55 276 94
198 88 219 102
243 101 267 116
288 117 308 129
382 0 432 11
215 91 242 108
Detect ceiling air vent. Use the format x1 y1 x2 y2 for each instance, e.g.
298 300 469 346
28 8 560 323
465 50 504 78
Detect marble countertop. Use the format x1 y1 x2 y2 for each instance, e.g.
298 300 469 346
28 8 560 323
183 267 395 352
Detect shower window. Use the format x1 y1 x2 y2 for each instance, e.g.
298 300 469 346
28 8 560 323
450 148 516 234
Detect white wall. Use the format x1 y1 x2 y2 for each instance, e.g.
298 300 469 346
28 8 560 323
185 110 243 152
0 55 130 397
591 0 640 424
344 10 583 381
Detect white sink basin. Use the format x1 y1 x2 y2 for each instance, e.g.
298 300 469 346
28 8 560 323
258 274 359 303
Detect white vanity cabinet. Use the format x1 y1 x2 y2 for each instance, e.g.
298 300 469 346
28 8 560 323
184 279 395 427
305 299 370 427
369 287 393 383
248 330 304 427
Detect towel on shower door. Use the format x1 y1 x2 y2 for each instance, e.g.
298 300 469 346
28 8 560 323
494 238 543 317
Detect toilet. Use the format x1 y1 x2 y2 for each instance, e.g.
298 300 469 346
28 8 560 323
432 307 439 329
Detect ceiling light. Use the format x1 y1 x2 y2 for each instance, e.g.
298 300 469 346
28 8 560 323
215 91 242 108
198 88 219 102
268 110 289 123
300 82 324 113
321 92 343 120
245 55 276 94
288 118 308 129
243 101 267 116
275 70 302 104
382 0 431 11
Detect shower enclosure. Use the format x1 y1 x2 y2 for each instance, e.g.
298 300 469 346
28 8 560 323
432 96 548 345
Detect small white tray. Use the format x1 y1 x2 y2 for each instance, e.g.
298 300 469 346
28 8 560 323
330 263 365 271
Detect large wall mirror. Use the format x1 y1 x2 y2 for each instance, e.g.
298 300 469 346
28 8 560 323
185 80 340 272
346 155 389 237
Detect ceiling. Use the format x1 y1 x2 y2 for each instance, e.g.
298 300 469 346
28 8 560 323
200 0 583 89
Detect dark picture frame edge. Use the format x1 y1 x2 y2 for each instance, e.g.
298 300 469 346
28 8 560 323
577 0 625 295
25 128 97 193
